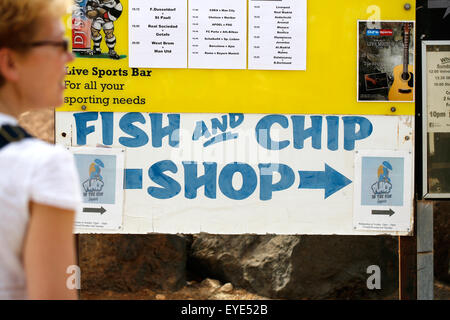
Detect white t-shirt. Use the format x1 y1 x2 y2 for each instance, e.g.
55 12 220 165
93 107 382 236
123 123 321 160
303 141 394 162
0 113 81 300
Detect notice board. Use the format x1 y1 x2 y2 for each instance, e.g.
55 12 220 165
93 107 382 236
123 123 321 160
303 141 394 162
57 0 416 235
62 0 415 115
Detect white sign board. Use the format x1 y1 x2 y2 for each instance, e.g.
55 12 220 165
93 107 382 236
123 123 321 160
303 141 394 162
55 112 414 235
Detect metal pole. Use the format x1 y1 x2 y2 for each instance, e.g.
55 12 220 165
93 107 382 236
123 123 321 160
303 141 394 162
417 200 434 300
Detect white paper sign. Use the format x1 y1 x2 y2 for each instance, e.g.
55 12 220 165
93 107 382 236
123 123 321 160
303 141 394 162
129 0 188 68
70 147 125 231
188 0 247 69
353 149 413 232
248 0 307 70
425 47 450 132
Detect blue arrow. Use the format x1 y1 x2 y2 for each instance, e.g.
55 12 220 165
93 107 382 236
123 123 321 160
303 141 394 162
298 164 352 199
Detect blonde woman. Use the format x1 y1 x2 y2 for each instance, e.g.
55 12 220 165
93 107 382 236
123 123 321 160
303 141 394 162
0 0 81 299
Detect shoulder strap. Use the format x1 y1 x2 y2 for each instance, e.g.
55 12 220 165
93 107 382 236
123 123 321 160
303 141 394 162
0 125 33 150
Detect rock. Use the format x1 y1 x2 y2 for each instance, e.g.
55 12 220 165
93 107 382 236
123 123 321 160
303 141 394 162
141 289 153 296
434 201 450 284
201 278 221 289
189 234 398 299
18 109 54 143
78 234 187 293
219 283 233 293
210 292 232 300
155 294 166 300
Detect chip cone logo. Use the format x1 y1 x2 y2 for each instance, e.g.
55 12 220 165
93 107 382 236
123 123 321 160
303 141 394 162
83 159 105 196
371 161 393 195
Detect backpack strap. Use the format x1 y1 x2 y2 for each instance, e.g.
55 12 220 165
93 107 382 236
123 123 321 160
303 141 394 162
0 125 33 150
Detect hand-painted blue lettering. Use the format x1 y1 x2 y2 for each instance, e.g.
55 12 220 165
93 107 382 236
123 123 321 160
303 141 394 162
326 116 339 151
298 163 352 199
342 116 373 151
192 120 211 140
291 115 322 149
124 168 143 189
229 113 244 128
259 163 295 200
183 161 217 199
203 132 238 147
211 115 227 135
100 112 113 145
118 112 149 148
147 160 181 199
74 112 98 145
150 113 180 148
218 163 257 200
255 115 290 150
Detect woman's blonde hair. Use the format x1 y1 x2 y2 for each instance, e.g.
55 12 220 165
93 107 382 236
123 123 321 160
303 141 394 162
0 0 71 85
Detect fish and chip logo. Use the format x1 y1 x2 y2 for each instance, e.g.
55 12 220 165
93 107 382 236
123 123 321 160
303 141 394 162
83 159 105 199
371 161 393 202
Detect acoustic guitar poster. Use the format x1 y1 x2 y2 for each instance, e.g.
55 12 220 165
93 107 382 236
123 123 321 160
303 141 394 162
357 21 415 102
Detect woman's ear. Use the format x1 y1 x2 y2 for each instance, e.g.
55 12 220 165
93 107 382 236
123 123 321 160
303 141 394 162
0 48 20 83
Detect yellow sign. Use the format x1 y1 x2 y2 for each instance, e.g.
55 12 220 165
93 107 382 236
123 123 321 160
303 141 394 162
60 0 415 115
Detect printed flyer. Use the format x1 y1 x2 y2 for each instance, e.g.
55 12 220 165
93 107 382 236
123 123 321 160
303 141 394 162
357 20 415 102
71 147 125 231
353 149 412 233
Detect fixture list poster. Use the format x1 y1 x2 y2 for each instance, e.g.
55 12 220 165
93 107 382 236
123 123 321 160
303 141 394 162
248 0 307 70
129 0 188 68
188 0 247 69
128 0 306 70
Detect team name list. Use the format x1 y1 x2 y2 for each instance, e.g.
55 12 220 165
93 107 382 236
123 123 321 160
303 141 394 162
129 0 306 70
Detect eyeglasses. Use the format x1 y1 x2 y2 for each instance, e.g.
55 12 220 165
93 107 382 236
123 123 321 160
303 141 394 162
26 39 70 52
